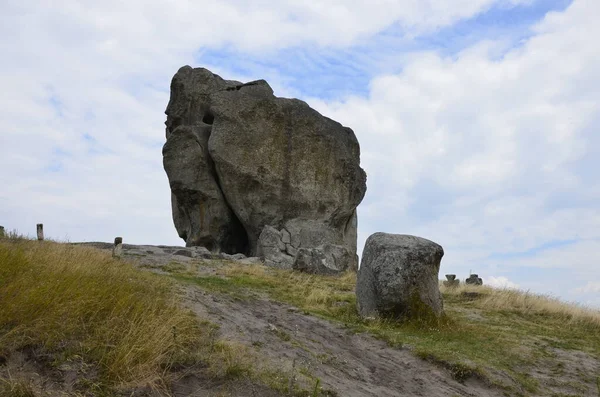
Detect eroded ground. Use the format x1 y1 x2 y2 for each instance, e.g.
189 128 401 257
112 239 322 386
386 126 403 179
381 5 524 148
68 243 600 397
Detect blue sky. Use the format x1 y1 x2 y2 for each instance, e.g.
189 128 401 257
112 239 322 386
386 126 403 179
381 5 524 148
1 0 599 307
196 0 571 99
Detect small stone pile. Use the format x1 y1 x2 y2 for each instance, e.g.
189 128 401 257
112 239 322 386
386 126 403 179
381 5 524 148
443 274 460 288
465 274 483 286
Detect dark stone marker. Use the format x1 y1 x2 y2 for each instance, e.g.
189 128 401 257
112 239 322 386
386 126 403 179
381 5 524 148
465 274 483 286
113 237 123 258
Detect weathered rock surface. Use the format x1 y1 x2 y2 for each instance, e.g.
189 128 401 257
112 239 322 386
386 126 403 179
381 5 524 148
292 244 353 275
256 225 294 269
218 252 246 262
72 242 219 263
163 66 366 271
356 233 444 320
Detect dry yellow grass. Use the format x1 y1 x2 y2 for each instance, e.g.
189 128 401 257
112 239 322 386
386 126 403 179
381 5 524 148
194 261 600 336
180 260 600 394
208 340 254 379
0 238 323 396
0 237 201 392
440 282 600 330
221 263 356 310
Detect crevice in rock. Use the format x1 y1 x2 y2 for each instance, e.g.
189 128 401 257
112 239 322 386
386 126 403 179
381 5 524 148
224 81 267 92
343 209 356 236
281 111 293 221
202 111 214 125
165 116 182 137
203 117 249 256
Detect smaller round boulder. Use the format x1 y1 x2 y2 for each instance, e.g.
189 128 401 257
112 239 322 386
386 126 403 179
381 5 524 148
356 233 444 320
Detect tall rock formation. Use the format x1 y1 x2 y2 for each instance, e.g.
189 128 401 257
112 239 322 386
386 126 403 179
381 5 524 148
163 66 367 272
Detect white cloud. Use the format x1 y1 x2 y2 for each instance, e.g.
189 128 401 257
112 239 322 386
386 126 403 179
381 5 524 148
0 0 538 244
574 282 600 294
494 239 600 272
312 0 600 274
0 0 531 58
0 0 597 307
486 276 520 289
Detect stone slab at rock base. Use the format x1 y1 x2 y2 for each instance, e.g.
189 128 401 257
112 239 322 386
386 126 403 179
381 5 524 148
220 252 247 261
256 225 294 269
356 233 444 321
72 242 262 268
255 225 354 275
292 244 352 275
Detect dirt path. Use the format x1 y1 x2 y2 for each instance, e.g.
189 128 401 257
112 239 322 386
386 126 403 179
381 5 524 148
183 287 503 397
73 242 509 397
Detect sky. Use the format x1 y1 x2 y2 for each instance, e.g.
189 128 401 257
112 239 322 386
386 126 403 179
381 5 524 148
1 0 598 307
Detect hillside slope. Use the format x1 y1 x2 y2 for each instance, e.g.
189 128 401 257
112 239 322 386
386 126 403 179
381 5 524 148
1 239 599 396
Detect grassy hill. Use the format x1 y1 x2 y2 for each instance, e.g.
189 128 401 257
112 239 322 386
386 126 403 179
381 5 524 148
173 261 600 396
0 236 202 396
1 236 599 396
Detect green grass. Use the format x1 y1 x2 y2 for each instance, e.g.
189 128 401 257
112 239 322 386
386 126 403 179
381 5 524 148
171 262 600 396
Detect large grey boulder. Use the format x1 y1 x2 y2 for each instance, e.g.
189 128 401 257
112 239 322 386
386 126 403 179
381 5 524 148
356 233 444 320
163 66 366 268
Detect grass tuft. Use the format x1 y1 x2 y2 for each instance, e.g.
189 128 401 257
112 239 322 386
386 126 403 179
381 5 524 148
0 375 37 397
209 340 253 379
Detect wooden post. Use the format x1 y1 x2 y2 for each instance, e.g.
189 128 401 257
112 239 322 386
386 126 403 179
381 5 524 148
37 224 44 241
113 237 123 258
0 226 5 238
